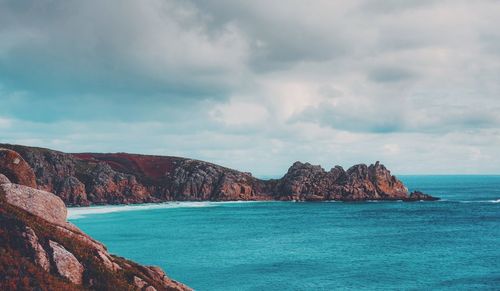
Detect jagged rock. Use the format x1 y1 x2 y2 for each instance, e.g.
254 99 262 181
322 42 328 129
145 286 158 291
0 148 37 188
0 181 192 290
23 226 50 272
405 191 440 202
49 240 84 285
0 143 438 203
98 250 121 271
134 276 148 289
0 145 88 205
275 161 416 201
0 174 10 184
368 161 408 199
0 183 67 225
55 224 108 254
143 265 191 290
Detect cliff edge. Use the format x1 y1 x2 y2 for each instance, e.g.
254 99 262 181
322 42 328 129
0 144 438 205
0 152 191 291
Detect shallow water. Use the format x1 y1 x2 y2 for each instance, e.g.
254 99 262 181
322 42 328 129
69 176 500 290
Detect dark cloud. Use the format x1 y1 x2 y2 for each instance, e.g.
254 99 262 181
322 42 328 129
1 0 500 174
295 100 500 134
0 0 245 97
190 0 351 71
360 0 439 14
368 66 417 83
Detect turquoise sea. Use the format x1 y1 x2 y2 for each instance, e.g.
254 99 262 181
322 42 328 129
69 176 500 290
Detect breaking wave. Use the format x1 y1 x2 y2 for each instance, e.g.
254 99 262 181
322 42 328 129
68 202 216 219
67 200 271 219
458 199 500 204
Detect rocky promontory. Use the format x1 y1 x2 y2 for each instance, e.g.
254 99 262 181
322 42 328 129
0 144 437 289
0 165 191 290
0 144 438 205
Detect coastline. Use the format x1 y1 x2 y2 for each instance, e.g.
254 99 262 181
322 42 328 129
67 198 445 220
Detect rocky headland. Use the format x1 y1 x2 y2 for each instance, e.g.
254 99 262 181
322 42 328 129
0 143 438 205
0 150 191 290
0 144 437 289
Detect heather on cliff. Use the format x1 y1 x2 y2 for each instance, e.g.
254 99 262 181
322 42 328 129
0 144 437 205
0 173 190 291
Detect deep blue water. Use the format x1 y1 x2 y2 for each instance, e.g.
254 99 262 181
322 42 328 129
69 176 500 290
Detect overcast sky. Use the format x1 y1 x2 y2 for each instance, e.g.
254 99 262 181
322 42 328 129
1 0 500 176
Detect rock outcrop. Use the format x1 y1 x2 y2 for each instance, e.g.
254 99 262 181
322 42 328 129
406 191 440 202
0 143 438 204
0 174 10 185
0 172 191 290
0 144 437 289
273 161 414 201
0 148 37 188
0 182 67 225
23 226 51 272
49 240 84 284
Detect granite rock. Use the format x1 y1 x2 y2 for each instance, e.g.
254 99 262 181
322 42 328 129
0 148 37 188
0 143 438 204
49 240 84 285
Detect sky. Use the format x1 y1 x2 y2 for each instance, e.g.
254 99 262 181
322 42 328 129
1 0 500 176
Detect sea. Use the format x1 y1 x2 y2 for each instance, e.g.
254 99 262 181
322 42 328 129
68 175 500 290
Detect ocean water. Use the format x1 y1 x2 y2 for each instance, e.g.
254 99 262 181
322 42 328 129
69 176 500 290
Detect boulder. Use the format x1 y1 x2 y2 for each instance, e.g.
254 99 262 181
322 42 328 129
98 250 121 271
0 148 37 188
49 240 84 285
368 161 408 199
405 191 440 202
0 183 67 225
134 276 148 289
23 226 50 272
0 174 10 184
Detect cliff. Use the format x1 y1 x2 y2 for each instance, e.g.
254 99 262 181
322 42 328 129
0 144 438 205
0 172 191 291
0 144 436 289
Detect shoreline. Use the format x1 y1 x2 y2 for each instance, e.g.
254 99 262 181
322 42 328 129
67 199 445 220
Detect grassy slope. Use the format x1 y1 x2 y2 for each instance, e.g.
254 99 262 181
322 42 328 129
0 193 184 291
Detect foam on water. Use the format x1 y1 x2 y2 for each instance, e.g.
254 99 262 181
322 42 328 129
68 202 215 219
457 199 500 203
67 200 270 219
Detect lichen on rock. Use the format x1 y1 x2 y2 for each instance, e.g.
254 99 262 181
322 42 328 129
0 183 67 225
49 240 84 285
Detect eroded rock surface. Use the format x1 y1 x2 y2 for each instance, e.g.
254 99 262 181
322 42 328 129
0 183 67 225
0 148 37 188
274 161 416 201
49 240 84 285
406 191 440 202
0 174 10 185
0 143 438 204
0 180 192 290
23 226 50 272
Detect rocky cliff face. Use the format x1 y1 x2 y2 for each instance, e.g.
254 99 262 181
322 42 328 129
274 161 410 201
0 144 437 205
0 148 37 188
0 173 191 291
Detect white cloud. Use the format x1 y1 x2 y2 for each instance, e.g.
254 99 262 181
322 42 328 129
1 0 500 175
0 117 12 128
210 100 269 126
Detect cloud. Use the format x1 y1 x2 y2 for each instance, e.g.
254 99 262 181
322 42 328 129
368 66 417 83
1 0 500 175
0 0 249 97
210 100 269 126
0 117 12 128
